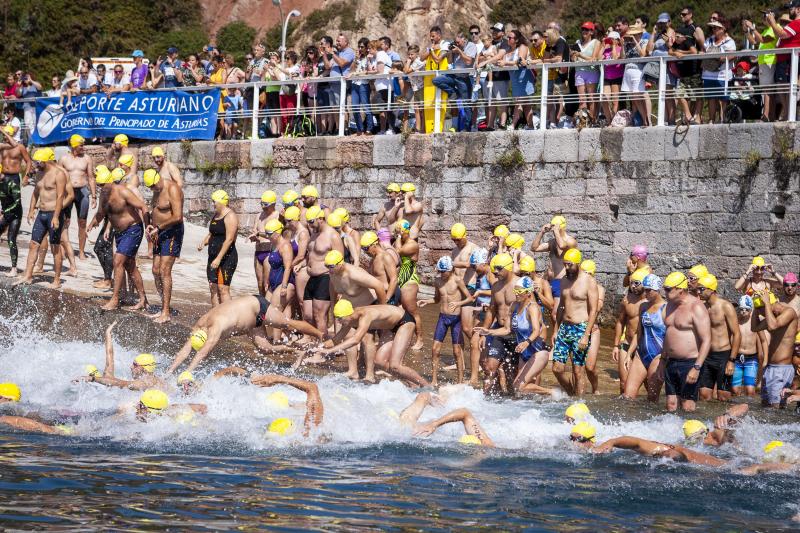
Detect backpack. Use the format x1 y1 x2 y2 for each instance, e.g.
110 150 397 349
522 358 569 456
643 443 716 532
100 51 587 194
284 114 316 138
610 109 632 128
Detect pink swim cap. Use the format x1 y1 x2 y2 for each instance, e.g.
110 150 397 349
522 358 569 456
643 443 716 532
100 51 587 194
631 245 649 259
785 272 798 284
377 228 391 244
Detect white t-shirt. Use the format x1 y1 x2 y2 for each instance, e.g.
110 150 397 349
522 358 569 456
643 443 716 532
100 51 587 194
106 74 131 88
409 58 426 91
373 50 392 91
6 117 22 142
702 36 736 81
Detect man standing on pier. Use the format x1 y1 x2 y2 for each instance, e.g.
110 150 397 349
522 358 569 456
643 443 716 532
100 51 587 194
151 146 183 187
59 134 96 260
0 125 31 186
530 215 578 309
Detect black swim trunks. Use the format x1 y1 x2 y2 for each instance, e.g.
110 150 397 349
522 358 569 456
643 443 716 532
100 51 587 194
391 310 416 334
255 294 269 327
31 210 65 245
664 358 700 401
699 350 732 393
65 185 91 220
304 273 331 301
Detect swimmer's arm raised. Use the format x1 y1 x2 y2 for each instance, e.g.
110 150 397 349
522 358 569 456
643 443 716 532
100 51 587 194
762 295 796 331
251 375 323 435
103 321 118 378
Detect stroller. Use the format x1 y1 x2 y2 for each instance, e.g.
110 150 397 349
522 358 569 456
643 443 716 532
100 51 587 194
725 61 763 123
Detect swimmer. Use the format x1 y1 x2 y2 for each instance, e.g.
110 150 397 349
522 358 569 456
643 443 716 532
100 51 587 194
695 274 741 402
87 162 149 310
167 294 324 374
751 289 799 407
735 256 782 296
151 146 184 187
299 185 330 217
507 276 553 396
681 403 750 447
251 374 323 437
740 441 800 475
564 402 590 424
611 268 649 393
0 123 32 186
687 264 709 297
0 160 23 277
301 299 430 388
0 383 72 435
59 134 96 260
372 182 402 231
144 169 184 323
77 320 166 391
106 134 138 187
551 248 599 396
133 389 207 423
261 219 296 322
394 218 424 351
412 407 495 447
623 245 651 287
488 224 509 257
13 148 73 289
199 190 239 307
582 427 727 467
658 272 712 412
624 274 666 402
249 190 279 297
331 208 360 265
780 271 800 319
732 296 767 397
398 182 424 237
304 205 344 334
581 260 605 394
282 205 311 315
361 231 399 306
466 248 494 388
449 223 480 353
530 215 578 309
418 256 473 386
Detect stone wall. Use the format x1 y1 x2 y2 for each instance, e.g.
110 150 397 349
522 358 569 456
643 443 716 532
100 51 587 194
83 124 800 312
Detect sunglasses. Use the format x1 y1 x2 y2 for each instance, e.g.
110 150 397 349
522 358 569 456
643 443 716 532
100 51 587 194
569 434 592 443
513 289 530 295
630 281 642 288
785 283 798 288
361 245 373 251
264 231 278 237
326 261 342 269
261 202 274 207
470 31 480 35
664 287 674 293
680 12 690 16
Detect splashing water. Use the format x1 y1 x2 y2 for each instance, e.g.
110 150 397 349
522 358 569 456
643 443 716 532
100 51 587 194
1 311 800 529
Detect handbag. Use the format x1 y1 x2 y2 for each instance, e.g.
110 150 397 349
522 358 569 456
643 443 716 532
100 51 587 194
643 61 661 81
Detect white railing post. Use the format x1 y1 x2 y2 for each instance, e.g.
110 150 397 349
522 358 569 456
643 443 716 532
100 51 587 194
723 57 729 99
791 49 799 123
338 78 346 137
296 82 301 115
434 85 442 134
251 82 259 140
657 57 667 127
539 65 548 131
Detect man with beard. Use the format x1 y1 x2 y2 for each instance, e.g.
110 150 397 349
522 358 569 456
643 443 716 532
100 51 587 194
106 134 139 188
150 146 183 187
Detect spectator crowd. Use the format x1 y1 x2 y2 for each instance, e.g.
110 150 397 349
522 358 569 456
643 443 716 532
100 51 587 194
4 2 800 140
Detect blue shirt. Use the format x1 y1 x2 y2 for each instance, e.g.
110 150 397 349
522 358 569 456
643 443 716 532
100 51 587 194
159 59 183 88
331 47 355 77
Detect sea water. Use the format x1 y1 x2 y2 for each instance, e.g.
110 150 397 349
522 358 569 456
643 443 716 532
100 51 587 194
1 311 799 530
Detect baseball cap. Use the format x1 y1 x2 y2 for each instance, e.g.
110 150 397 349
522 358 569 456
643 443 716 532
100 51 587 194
132 50 144 58
491 22 505 32
785 0 800 9
581 21 595 31
657 12 671 23
607 31 621 40
167 47 179 55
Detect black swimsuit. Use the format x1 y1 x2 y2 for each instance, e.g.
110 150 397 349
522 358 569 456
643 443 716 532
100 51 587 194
255 294 269 327
207 211 238 286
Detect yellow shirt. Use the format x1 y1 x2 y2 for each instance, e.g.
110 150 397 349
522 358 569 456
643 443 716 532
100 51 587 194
209 68 226 113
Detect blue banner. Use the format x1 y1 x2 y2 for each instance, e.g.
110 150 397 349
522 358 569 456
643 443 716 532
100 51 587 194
31 89 220 145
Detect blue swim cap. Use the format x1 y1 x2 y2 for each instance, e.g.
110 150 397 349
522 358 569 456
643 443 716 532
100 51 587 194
738 295 754 311
469 248 489 266
643 274 663 291
514 276 535 292
437 256 454 272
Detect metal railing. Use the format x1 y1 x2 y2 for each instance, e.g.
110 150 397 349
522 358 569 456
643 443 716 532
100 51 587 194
3 47 798 139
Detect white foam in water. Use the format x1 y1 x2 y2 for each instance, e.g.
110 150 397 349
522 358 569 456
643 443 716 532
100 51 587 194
1 311 799 464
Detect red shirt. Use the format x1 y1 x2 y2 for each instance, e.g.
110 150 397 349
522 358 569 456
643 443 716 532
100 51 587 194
3 83 19 98
777 19 800 62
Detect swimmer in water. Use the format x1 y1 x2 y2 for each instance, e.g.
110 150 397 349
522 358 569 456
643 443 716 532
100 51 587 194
570 422 727 467
167 294 324 374
132 389 207 423
250 374 323 437
76 321 166 391
740 440 800 475
404 390 494 447
681 403 749 447
0 383 73 435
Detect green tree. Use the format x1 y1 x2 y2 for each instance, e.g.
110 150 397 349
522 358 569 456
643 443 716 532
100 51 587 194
488 0 544 27
216 21 257 64
379 0 404 23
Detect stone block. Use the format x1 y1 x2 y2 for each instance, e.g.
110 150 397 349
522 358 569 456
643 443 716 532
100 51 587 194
272 138 305 168
483 131 517 164
304 137 339 169
517 130 545 163
599 128 623 161
543 129 579 162
621 127 666 161
372 134 405 167
446 133 486 167
727 122 773 159
710 212 742 232
404 135 432 167
250 139 274 168
697 124 728 160
337 138 373 167
665 125 699 160
216 140 250 168
578 128 602 162
188 141 216 169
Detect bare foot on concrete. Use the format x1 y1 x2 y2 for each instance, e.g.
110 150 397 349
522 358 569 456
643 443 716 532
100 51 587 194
411 339 424 351
66 268 78 277
153 314 171 324
4 268 18 278
32 266 44 274
12 276 32 286
46 281 62 289
101 300 120 311
78 253 88 260
93 279 112 289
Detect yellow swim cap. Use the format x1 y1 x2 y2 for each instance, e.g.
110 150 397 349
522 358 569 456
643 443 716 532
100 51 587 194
306 205 324 221
550 215 567 228
664 272 689 289
266 391 290 409
400 182 416 193
493 224 510 238
764 440 784 456
69 134 85 148
396 219 411 234
698 274 718 292
327 213 343 228
177 371 195 385
571 421 596 442
139 389 169 412
261 190 277 204
118 154 134 167
332 207 350 222
33 148 56 162
283 206 301 221
387 182 401 193
0 382 21 402
451 223 467 239
211 189 229 205
630 268 649 283
505 233 525 250
795 330 800 344
133 353 157 373
563 248 582 265
301 185 320 198
492 253 514 271
580 260 596 276
688 264 709 279
84 364 100 378
190 329 207 351
682 419 707 439
114 133 129 147
565 402 590 422
264 218 284 234
519 256 536 274
459 434 482 446
95 165 112 185
151 146 165 157
268 417 295 436
360 231 378 248
282 189 300 206
333 298 354 318
325 250 344 267
2 125 14 136
753 292 778 308
752 256 766 267
142 169 160 188
110 168 126 182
